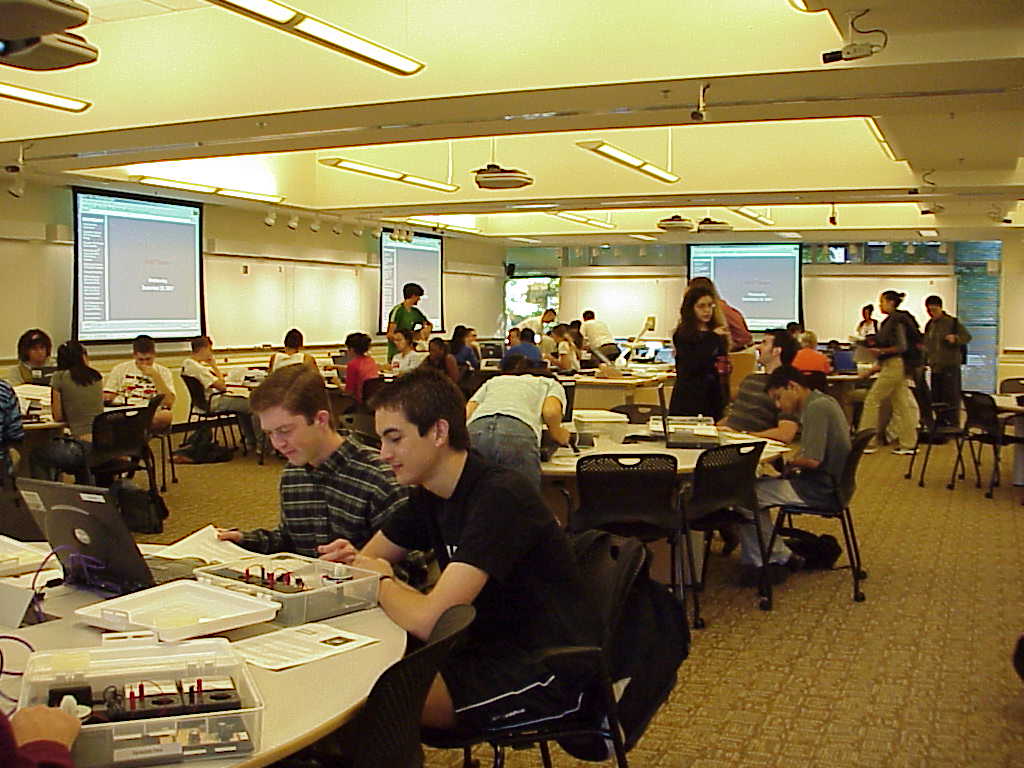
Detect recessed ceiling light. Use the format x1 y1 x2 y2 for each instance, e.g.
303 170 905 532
321 157 458 192
216 188 286 203
576 140 680 183
729 206 775 226
550 211 616 229
510 237 542 244
777 232 802 239
215 0 296 23
918 229 938 237
630 234 658 241
0 81 90 113
137 177 218 194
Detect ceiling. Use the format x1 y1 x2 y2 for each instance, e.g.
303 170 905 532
1 0 1022 246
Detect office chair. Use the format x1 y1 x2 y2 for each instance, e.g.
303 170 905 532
954 392 1024 499
181 375 244 455
89 396 163 491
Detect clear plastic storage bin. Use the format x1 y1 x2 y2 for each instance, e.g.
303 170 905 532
194 553 380 626
18 633 263 768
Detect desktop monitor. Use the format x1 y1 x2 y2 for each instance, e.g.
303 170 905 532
479 342 503 360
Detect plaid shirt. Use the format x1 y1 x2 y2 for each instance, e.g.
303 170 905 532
240 438 408 556
0 380 24 472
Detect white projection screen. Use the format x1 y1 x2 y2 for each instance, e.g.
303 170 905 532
73 188 204 342
378 231 443 333
688 243 802 331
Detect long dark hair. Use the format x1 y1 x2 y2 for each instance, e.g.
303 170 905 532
675 286 722 342
450 325 470 355
56 341 102 387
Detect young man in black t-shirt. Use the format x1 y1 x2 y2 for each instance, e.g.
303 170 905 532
349 367 600 731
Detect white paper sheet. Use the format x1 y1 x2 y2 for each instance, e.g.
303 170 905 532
232 623 379 671
0 568 63 588
155 525 256 564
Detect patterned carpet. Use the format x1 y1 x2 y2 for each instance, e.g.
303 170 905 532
142 440 1024 767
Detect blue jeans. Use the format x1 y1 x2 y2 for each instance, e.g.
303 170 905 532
468 415 541 489
32 435 94 485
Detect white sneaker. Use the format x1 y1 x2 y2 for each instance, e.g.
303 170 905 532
862 446 877 454
892 447 916 455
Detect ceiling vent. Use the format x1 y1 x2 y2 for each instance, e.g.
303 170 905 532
473 163 534 190
656 215 695 231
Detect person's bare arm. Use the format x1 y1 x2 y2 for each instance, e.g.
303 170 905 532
140 365 175 407
541 395 570 445
360 530 409 563
50 388 63 423
466 401 479 419
355 556 487 641
752 419 799 444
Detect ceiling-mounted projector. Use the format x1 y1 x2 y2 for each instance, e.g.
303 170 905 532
696 217 733 232
656 215 695 231
473 163 534 190
0 0 88 39
0 32 97 69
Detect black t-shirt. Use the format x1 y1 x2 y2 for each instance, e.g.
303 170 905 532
381 451 600 651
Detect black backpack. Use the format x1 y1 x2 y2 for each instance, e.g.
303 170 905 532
897 310 925 369
111 479 169 534
173 424 234 464
781 527 843 570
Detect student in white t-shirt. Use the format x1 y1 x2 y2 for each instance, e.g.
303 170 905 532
269 328 318 373
466 355 571 488
550 324 581 373
181 336 257 449
103 335 176 432
580 310 620 362
390 329 427 375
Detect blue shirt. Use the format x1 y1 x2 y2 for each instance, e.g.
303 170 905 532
0 380 24 472
453 345 480 369
503 343 541 362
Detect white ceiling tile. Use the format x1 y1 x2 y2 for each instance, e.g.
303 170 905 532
149 0 209 10
88 0 174 22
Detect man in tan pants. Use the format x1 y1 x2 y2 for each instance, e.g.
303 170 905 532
859 290 919 455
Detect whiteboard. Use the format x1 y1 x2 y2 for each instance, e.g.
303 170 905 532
801 275 955 342
444 272 505 338
559 276 686 338
204 256 360 348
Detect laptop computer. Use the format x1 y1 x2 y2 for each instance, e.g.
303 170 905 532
16 479 204 595
656 386 721 450
1 478 46 541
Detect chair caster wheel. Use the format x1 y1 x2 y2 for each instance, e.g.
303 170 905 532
856 570 868 580
918 481 924 487
693 617 706 630
903 473 910 480
946 484 954 490
854 592 866 602
759 599 771 611
985 492 993 499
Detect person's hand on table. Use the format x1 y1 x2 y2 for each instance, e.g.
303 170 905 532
11 705 81 748
215 527 243 543
318 538 357 563
712 326 729 337
351 554 394 578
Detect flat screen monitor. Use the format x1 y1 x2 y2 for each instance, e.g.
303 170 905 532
378 231 443 334
688 243 802 331
73 188 204 343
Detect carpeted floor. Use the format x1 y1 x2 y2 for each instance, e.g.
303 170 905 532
142 440 1024 767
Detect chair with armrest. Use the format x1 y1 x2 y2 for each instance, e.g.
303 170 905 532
181 374 244 455
763 429 874 608
568 454 682 601
999 378 1024 394
678 441 766 624
422 533 645 768
904 397 965 488
89 395 162 491
954 391 1024 499
609 403 666 425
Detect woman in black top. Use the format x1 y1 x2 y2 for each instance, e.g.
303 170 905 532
669 286 730 418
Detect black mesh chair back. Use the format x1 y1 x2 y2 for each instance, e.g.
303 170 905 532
685 441 765 520
181 374 211 413
348 604 475 768
999 378 1024 394
571 453 678 534
835 429 876 509
569 531 647 650
962 391 1003 439
92 395 162 456
609 403 666 425
361 376 386 404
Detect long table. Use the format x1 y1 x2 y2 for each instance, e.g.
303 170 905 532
994 394 1024 486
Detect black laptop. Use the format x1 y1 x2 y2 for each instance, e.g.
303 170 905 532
656 387 721 450
17 479 203 595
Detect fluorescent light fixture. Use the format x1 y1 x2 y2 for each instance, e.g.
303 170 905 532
630 234 658 241
865 118 898 161
510 237 542 244
321 157 458 192
204 0 424 75
918 229 939 237
0 81 90 112
216 0 296 23
777 232 802 239
406 216 480 235
506 203 560 209
137 177 218 194
550 212 616 229
576 140 679 183
729 206 775 226
216 188 285 203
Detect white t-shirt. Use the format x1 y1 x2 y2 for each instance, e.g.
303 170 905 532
181 357 222 397
468 375 567 442
516 315 546 335
104 360 174 406
391 349 427 374
557 340 581 372
581 318 614 350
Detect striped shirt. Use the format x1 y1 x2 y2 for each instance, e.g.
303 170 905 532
240 438 408 556
720 373 798 434
0 380 24 472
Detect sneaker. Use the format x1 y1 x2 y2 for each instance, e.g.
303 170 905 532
862 446 877 454
892 447 916 456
